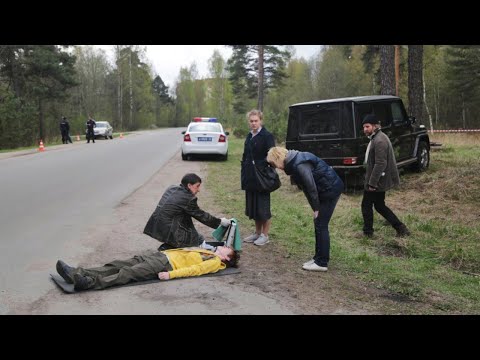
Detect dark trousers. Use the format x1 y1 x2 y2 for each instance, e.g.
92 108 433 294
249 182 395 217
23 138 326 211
361 191 402 234
75 251 172 290
61 131 68 144
87 130 95 143
313 194 341 267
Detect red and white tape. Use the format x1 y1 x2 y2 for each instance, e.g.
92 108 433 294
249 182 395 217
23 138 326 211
429 129 480 133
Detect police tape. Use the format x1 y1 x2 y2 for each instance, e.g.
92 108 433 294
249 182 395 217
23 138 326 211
428 129 480 133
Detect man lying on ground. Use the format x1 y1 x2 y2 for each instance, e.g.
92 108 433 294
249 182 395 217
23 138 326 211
56 246 239 291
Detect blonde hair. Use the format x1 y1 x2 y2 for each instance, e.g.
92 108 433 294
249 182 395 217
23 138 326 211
247 109 263 121
267 146 288 169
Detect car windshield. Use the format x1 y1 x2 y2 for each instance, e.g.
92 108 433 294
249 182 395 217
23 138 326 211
96 123 107 128
189 123 221 133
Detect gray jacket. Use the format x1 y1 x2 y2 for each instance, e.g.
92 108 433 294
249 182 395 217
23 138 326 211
143 185 221 247
364 129 400 192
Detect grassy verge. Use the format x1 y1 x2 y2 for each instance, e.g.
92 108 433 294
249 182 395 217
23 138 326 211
207 135 480 313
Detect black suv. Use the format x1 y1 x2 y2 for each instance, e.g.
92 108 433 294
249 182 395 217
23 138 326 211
285 95 430 187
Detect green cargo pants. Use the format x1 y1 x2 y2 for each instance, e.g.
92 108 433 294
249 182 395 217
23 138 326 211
75 250 173 290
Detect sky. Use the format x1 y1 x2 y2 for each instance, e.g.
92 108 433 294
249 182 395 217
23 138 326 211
95 45 322 89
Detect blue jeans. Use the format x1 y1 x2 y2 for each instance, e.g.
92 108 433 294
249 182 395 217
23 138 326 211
313 194 341 267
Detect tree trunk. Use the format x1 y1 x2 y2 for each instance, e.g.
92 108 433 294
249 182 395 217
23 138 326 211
408 45 424 122
129 51 133 130
433 81 438 126
38 98 44 141
119 74 123 130
115 45 123 130
422 70 434 132
380 45 395 95
395 45 401 96
257 45 264 111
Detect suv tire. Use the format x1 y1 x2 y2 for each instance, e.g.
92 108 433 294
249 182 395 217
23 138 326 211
412 141 429 172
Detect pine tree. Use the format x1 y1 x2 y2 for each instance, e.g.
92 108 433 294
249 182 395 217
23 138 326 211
23 45 77 140
226 45 290 112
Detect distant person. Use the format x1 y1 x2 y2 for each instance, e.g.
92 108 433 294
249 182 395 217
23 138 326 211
60 116 72 144
267 146 343 272
55 245 239 291
144 173 232 250
86 116 96 143
241 109 275 246
361 114 410 238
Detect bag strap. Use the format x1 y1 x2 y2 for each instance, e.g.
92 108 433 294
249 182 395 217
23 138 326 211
247 134 256 165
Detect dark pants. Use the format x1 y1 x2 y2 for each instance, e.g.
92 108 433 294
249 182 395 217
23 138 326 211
61 131 68 144
313 194 341 267
361 191 402 235
75 251 172 290
87 130 95 143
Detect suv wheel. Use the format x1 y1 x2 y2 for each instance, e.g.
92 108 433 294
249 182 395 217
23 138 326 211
412 141 429 172
181 153 187 161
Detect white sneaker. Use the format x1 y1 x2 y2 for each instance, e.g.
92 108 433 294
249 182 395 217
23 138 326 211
243 233 260 243
303 259 315 267
302 262 328 272
254 234 269 246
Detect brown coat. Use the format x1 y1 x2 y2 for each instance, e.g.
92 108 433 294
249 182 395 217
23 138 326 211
364 129 400 192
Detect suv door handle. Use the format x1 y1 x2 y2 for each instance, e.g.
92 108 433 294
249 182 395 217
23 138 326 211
329 144 341 149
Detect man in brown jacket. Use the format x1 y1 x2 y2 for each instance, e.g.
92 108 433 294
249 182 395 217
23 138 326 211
361 114 410 237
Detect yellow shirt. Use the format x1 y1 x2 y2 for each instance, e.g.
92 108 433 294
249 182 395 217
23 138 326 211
163 248 226 279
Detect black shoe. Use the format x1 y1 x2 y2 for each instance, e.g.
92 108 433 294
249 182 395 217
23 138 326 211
73 273 95 291
158 243 175 251
395 224 411 237
56 260 75 284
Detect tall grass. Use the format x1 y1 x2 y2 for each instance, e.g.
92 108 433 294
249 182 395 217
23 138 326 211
207 134 480 313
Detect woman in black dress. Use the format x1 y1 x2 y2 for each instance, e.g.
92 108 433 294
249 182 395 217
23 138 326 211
241 109 275 246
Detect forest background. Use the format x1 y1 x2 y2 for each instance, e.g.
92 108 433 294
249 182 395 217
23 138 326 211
0 45 478 149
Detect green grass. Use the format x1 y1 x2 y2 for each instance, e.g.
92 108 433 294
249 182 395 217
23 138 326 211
207 136 480 314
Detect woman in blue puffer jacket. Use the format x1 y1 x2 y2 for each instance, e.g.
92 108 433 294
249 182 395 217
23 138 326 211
267 147 344 272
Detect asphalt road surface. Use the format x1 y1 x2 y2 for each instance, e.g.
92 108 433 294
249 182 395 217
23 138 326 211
0 130 295 314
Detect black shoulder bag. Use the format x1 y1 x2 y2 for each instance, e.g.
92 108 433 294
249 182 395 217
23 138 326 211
248 142 281 193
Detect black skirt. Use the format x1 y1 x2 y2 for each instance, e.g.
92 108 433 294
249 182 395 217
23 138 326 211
245 190 271 221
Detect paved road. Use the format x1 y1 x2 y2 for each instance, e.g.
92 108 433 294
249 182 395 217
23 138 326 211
0 130 182 314
0 131 296 314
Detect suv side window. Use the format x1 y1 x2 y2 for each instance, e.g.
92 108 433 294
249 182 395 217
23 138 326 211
391 102 408 125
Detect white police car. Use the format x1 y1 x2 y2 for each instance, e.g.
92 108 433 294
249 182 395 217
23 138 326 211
181 117 229 161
